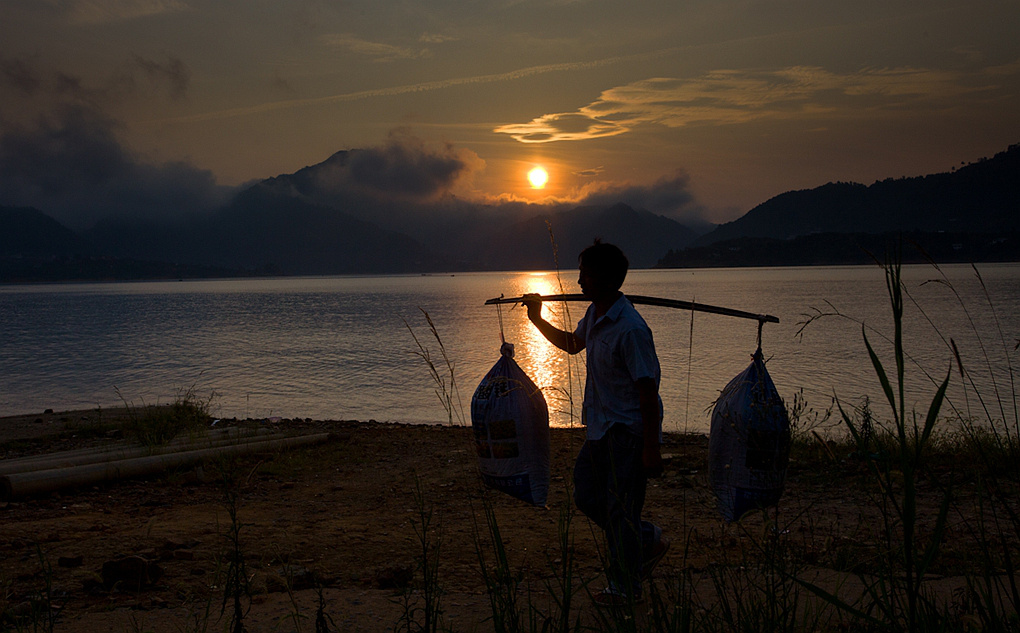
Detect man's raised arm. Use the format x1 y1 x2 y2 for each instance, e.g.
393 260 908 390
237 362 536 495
522 294 585 355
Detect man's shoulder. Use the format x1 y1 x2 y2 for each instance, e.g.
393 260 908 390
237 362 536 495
618 298 652 329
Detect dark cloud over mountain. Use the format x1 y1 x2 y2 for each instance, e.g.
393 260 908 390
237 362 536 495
0 54 228 229
308 130 483 202
574 171 711 230
0 105 230 229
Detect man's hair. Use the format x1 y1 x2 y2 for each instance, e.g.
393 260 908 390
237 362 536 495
578 239 629 291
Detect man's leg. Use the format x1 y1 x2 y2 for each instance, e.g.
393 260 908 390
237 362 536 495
576 429 662 599
603 424 649 597
573 437 608 526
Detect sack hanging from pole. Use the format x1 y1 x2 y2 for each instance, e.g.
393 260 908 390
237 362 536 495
470 342 550 506
708 348 791 522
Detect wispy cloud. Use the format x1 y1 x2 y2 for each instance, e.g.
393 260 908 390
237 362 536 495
158 52 652 124
321 34 428 62
1 53 192 105
1 57 42 95
418 32 457 44
62 0 189 24
134 55 190 100
495 64 1013 142
573 166 604 177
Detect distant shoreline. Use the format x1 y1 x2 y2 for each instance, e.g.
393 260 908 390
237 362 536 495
4 239 1020 286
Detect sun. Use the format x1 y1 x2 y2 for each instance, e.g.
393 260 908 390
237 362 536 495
527 166 549 189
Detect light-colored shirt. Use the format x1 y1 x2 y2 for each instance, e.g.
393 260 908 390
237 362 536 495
574 294 662 440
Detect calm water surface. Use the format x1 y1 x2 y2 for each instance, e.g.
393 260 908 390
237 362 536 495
2 264 1019 434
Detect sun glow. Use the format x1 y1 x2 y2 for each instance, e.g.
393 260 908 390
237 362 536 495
498 272 584 428
527 166 549 189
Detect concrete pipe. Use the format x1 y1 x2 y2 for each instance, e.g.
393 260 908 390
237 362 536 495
0 433 333 500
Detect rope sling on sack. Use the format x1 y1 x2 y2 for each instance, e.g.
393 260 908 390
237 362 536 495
478 293 789 520
469 297 551 506
708 318 791 522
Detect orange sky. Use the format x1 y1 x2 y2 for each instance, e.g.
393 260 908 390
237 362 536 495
2 1 1019 225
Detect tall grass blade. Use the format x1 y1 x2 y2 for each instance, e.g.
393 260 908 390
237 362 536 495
863 329 899 427
919 365 951 449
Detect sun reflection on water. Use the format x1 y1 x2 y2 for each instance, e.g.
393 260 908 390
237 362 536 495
500 272 586 428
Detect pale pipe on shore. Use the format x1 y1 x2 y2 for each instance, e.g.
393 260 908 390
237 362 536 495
0 433 333 501
0 428 278 476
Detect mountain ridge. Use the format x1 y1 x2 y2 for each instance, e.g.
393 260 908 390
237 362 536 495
694 143 1020 246
3 142 1019 281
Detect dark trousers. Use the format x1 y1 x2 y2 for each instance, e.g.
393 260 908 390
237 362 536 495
573 424 658 594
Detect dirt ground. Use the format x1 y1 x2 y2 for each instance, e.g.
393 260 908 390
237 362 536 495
0 408 1010 632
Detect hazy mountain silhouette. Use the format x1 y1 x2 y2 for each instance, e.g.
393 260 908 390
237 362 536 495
5 142 1020 281
174 184 449 275
0 205 239 281
465 203 700 270
694 143 1020 246
221 153 699 271
0 206 86 256
658 231 1020 268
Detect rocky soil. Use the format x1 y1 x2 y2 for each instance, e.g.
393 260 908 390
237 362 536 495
0 408 1010 632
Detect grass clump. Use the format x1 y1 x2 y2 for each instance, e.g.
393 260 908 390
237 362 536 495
119 385 214 447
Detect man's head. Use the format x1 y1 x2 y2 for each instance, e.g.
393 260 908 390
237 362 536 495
577 240 629 299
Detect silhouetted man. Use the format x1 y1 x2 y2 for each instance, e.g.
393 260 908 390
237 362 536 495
523 240 669 607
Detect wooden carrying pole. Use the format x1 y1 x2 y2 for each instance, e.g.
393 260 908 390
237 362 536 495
484 293 779 324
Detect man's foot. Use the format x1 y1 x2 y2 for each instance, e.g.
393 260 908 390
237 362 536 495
592 586 644 608
640 535 670 581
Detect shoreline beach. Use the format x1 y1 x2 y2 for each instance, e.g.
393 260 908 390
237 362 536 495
0 408 1009 632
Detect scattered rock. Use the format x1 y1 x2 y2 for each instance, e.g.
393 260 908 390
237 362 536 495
375 564 414 590
58 555 84 568
266 564 317 592
0 599 51 626
101 556 163 591
161 538 187 551
183 466 207 484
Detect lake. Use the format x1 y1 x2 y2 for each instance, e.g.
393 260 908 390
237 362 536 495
2 264 1018 435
